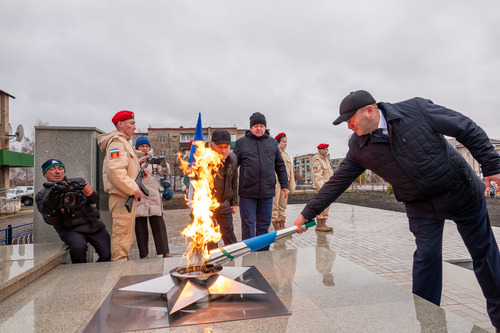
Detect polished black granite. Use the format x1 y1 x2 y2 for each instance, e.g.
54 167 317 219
83 266 289 332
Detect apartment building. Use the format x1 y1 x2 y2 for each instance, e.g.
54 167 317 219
293 153 343 186
448 138 500 178
132 126 247 189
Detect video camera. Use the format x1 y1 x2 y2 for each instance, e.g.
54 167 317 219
124 156 166 212
43 179 87 210
147 156 165 165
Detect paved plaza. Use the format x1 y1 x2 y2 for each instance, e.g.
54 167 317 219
130 203 500 332
1 202 499 332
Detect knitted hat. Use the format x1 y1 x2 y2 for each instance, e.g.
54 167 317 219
211 129 231 145
41 159 65 175
112 110 135 124
250 112 267 127
333 90 376 125
135 136 151 149
317 143 329 149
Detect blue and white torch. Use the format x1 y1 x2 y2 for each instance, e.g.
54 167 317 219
204 220 316 267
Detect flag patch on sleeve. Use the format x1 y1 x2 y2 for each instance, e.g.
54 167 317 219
110 148 120 159
313 164 318 170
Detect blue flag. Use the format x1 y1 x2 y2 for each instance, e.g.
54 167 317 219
186 113 204 206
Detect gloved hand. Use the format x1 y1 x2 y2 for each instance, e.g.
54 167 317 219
53 181 68 193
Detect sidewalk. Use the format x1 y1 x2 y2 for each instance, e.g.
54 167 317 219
143 203 500 332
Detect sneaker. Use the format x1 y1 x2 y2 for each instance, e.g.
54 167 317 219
163 253 172 258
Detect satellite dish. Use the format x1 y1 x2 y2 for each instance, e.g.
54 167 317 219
15 124 24 142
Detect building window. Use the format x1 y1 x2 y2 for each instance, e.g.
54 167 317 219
230 133 236 142
159 136 166 143
172 135 178 141
181 134 193 142
160 150 166 156
181 133 208 142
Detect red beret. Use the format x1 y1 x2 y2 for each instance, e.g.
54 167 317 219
275 132 286 141
112 110 135 124
317 143 329 149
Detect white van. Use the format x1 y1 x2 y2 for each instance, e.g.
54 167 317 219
16 186 34 196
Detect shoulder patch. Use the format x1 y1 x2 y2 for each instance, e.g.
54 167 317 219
313 164 319 170
110 148 120 159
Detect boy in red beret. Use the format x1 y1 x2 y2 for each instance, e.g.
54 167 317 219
97 110 141 261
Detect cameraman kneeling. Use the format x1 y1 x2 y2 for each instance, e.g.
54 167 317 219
35 159 111 263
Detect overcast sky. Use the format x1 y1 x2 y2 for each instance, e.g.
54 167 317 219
2 0 499 158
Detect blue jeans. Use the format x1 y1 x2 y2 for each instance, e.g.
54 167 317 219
239 196 273 251
409 199 500 327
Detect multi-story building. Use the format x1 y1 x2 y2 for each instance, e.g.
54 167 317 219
293 153 314 185
132 126 247 190
293 154 343 186
448 138 500 178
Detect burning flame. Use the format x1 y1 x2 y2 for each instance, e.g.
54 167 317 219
178 141 223 266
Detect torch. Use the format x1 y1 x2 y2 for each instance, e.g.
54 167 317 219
204 220 316 267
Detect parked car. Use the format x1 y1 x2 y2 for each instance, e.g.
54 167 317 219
21 193 34 206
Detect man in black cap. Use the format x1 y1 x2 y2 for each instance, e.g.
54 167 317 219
209 129 238 245
234 112 289 251
35 159 111 263
294 90 500 331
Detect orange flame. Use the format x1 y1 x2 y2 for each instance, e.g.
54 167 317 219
178 141 223 267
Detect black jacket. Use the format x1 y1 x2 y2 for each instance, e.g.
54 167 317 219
35 177 106 237
302 97 500 220
234 130 288 198
213 152 238 213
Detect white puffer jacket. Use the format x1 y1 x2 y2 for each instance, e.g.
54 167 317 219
135 150 170 217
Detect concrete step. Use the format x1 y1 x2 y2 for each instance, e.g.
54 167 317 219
0 242 68 302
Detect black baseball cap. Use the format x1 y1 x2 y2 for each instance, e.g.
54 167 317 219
333 90 376 125
211 129 231 145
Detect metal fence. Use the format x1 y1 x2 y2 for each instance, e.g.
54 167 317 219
0 223 34 245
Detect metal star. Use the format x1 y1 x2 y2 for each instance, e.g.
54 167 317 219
119 266 265 314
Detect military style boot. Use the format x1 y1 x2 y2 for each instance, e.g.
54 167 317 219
278 220 286 229
315 218 330 232
272 220 279 231
323 218 334 232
